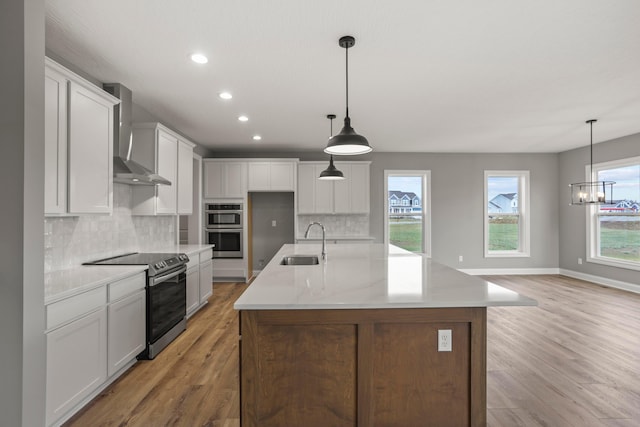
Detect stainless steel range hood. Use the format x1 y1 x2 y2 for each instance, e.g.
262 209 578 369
103 83 171 186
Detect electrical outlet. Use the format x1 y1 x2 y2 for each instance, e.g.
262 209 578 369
458 255 463 262
272 220 277 227
578 258 583 265
438 329 452 352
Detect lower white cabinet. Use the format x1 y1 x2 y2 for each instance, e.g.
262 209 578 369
45 271 146 426
186 264 200 316
107 289 145 377
46 307 107 426
199 258 213 303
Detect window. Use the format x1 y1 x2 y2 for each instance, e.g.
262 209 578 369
484 171 530 257
384 171 431 256
587 156 640 270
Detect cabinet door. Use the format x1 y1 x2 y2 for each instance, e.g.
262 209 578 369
107 291 145 377
333 162 351 214
67 82 113 214
224 162 247 198
314 164 334 214
270 162 296 191
247 162 271 191
203 161 224 198
156 130 178 214
177 140 193 214
186 267 200 316
199 259 213 303
44 67 68 214
297 163 316 214
46 307 107 426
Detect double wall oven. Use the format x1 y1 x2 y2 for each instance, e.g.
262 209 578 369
85 252 189 359
205 203 243 258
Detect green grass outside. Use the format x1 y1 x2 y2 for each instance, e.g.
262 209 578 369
389 217 640 262
600 221 640 261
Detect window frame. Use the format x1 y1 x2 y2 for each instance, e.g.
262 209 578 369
586 156 640 271
384 170 431 257
484 170 530 258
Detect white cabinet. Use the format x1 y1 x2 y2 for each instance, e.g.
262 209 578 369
298 162 369 214
247 160 297 191
186 265 200 316
45 58 119 215
44 65 68 214
177 140 194 214
107 273 146 377
131 123 195 215
46 307 107 426
199 257 213 303
203 160 247 198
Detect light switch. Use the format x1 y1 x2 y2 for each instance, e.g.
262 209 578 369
271 220 277 227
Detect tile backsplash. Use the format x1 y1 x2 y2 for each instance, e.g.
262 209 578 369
297 214 370 238
44 184 176 273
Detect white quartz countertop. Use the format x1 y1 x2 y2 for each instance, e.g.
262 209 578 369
296 236 375 241
177 244 215 256
45 265 148 304
234 244 538 310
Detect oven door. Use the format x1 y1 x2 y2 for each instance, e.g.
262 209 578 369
206 228 243 258
147 266 187 345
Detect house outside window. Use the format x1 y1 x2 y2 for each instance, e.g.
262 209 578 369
384 171 431 256
587 156 640 270
484 171 530 257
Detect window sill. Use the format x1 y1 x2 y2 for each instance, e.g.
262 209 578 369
586 256 640 272
485 251 530 258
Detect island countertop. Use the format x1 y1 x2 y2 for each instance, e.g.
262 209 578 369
234 243 537 310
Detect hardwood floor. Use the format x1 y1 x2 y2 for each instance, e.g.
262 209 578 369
64 276 640 426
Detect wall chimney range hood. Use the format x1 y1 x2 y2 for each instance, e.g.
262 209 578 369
103 83 171 186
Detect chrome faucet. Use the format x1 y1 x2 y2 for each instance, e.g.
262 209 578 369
304 222 326 260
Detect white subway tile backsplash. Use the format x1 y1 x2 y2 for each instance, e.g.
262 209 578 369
44 183 176 273
297 214 370 238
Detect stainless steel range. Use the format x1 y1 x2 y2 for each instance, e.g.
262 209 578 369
85 252 189 359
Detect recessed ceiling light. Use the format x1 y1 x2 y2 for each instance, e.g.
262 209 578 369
190 53 208 64
238 115 249 122
218 92 233 100
252 135 262 141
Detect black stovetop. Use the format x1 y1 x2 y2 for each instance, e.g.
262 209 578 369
84 252 189 277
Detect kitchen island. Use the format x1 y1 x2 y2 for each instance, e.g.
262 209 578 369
234 244 537 427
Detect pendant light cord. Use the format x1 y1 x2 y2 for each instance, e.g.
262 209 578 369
345 44 349 118
590 120 594 179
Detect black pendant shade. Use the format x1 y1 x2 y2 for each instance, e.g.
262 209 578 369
319 114 345 180
324 35 372 156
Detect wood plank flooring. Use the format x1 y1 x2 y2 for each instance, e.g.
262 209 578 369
64 276 640 426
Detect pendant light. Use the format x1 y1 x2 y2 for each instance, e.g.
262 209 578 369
569 119 615 205
319 114 345 180
324 36 372 156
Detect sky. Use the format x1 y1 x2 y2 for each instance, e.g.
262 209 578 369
598 164 640 201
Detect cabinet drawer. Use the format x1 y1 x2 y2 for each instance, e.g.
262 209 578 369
199 249 213 264
109 272 146 302
47 286 107 331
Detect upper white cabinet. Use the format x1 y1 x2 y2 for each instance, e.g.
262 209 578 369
298 161 370 214
203 160 247 199
177 140 194 214
130 123 195 215
45 58 119 215
247 160 297 191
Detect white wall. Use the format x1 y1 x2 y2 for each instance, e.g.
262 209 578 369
0 0 46 425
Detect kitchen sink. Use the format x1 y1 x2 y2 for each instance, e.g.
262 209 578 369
280 255 320 265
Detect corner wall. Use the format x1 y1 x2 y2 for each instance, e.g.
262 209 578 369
559 132 640 286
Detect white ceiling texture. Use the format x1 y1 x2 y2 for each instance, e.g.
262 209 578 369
45 0 640 154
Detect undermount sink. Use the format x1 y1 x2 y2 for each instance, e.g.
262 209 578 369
280 255 320 266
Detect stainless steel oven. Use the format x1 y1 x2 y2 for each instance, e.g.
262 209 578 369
206 228 243 258
205 203 243 229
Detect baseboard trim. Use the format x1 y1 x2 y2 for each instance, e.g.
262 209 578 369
559 269 640 294
458 268 560 276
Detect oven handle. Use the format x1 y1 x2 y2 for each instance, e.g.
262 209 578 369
150 266 187 287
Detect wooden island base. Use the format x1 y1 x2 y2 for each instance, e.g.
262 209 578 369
240 307 487 427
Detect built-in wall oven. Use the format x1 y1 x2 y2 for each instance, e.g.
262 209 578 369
205 203 244 258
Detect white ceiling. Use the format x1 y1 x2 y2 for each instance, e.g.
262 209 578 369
45 0 640 154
